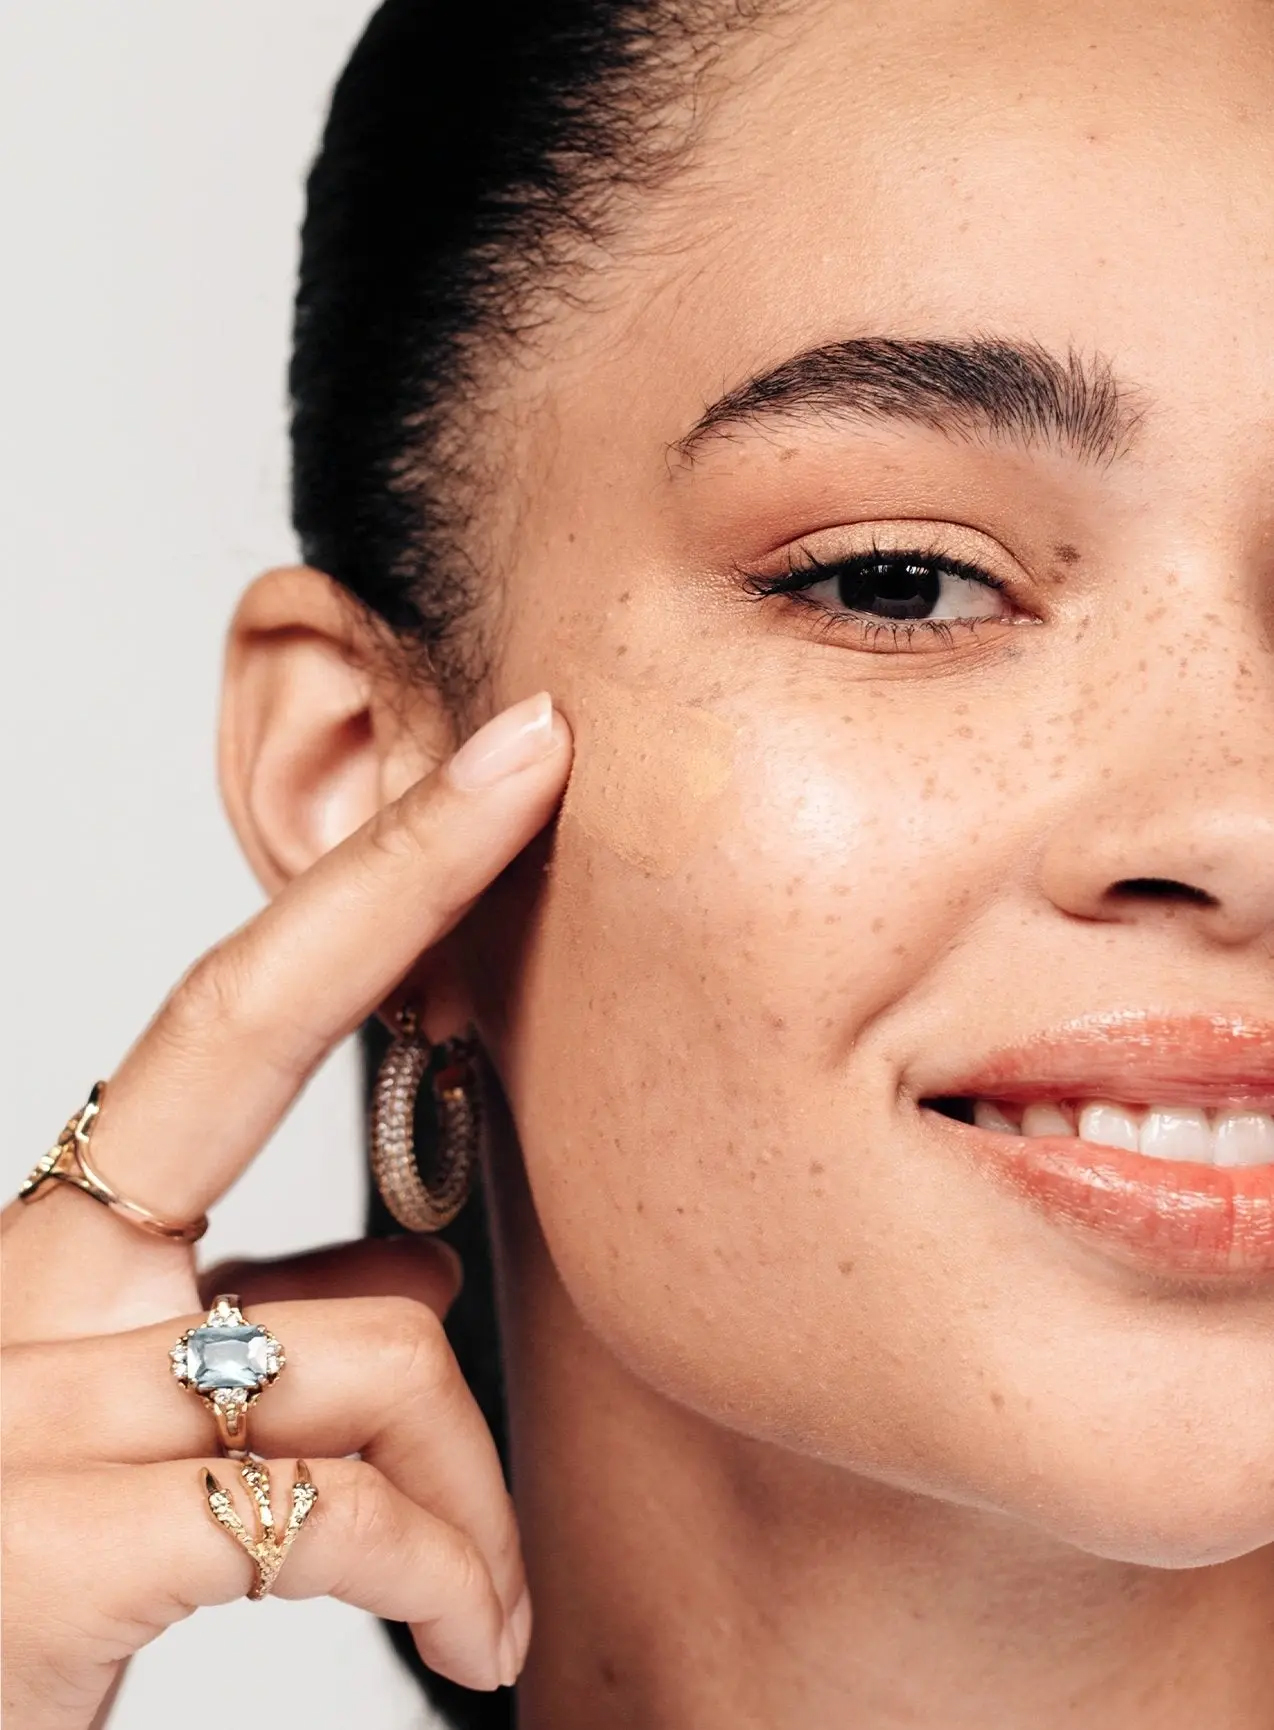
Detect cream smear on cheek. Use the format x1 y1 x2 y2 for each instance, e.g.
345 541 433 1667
559 671 737 877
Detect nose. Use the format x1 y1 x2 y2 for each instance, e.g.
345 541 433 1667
1037 662 1274 950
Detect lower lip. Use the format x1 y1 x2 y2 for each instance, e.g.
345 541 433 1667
927 1112 1274 1280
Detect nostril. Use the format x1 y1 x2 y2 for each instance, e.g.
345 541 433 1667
1107 877 1219 910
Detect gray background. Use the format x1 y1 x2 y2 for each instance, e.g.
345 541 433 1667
3 4 438 1723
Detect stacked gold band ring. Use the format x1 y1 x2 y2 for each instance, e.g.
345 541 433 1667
170 1297 317 1597
171 1299 316 1597
24 1088 317 1602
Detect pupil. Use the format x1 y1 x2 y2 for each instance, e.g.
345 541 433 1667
838 560 940 620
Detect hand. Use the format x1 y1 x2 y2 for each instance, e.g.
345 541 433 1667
1 691 572 1730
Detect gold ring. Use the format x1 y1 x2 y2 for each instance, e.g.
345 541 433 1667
18 1081 209 1244
171 1295 287 1459
202 1456 318 1599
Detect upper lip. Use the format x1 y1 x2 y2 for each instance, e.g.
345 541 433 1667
929 1010 1274 1112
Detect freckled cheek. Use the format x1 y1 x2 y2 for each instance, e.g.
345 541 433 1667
511 714 1004 1216
502 720 1013 1432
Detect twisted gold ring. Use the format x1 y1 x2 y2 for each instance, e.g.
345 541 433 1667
18 1081 208 1243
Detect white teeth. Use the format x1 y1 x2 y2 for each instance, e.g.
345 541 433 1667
969 1096 1274 1167
1139 1106 1211 1164
1021 1102 1073 1138
1213 1111 1274 1168
1077 1101 1141 1154
974 1100 1019 1133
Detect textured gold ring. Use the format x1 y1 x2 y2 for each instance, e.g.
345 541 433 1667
171 1295 286 1459
202 1455 318 1599
18 1081 209 1243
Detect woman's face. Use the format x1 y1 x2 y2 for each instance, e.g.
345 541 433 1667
457 0 1270 1566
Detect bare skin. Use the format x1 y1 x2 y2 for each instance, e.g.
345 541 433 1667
5 0 1274 1726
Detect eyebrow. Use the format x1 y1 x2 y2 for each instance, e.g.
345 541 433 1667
673 337 1143 465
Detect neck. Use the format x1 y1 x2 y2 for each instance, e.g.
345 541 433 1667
495 1201 1274 1729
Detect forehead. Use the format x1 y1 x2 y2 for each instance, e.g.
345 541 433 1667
541 0 1274 477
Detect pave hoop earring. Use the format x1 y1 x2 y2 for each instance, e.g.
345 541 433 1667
369 1008 481 1232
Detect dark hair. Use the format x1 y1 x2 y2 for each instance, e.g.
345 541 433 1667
291 2 759 1722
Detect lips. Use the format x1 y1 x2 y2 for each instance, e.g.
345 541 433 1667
922 1012 1274 1280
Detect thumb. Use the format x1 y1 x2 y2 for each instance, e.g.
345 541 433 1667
198 1233 463 1319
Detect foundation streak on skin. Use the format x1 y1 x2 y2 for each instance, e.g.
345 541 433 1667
559 671 737 878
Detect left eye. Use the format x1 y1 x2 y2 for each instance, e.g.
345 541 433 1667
809 555 1010 622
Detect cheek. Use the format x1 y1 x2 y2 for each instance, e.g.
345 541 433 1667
504 692 1003 1407
499 689 1274 1565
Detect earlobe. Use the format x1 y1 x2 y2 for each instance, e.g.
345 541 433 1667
218 566 449 892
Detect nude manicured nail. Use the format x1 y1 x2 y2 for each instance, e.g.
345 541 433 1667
495 1613 523 1689
507 1586 532 1667
446 692 557 792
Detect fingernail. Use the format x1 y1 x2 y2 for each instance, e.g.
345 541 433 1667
497 1619 520 1690
446 692 557 792
507 1586 532 1668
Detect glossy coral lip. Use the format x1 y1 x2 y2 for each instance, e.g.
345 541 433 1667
938 1010 1274 1112
920 1012 1274 1282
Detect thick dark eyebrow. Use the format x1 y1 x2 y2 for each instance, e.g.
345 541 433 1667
673 337 1143 465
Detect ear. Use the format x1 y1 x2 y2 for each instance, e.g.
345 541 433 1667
219 567 453 894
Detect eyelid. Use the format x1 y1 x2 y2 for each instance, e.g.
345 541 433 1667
780 517 1026 582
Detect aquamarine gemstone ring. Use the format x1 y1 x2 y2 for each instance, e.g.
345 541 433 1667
170 1294 286 1459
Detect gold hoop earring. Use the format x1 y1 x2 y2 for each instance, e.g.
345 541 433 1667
369 1008 481 1232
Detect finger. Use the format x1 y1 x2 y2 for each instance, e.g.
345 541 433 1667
7 1294 526 1618
9 1456 517 1692
5 692 570 1330
198 1233 463 1315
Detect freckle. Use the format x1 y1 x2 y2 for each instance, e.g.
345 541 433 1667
617 590 631 604
871 917 885 932
837 1259 855 1276
990 1390 1005 1410
616 643 628 656
635 1199 644 1214
810 1160 825 1176
1053 543 1081 564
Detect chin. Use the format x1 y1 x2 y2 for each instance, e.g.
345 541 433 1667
995 1441 1274 1570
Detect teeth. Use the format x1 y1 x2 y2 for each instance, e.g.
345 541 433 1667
1077 1101 1140 1154
969 1098 1274 1167
1021 1102 1073 1138
1139 1106 1211 1163
1213 1111 1274 1168
974 1100 1019 1134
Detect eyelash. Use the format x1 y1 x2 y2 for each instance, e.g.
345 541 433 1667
737 543 1012 652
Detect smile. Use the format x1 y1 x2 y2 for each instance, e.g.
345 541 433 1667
921 1013 1274 1282
970 1099 1274 1167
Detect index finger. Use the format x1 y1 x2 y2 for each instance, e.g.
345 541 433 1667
24 691 570 1236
